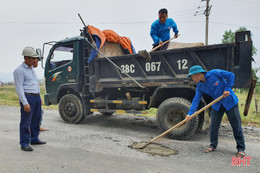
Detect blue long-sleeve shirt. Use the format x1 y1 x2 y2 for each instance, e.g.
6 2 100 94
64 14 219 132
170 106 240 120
150 18 179 45
188 69 239 116
13 62 40 105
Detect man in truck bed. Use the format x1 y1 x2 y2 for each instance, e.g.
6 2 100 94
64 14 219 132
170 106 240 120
150 8 179 51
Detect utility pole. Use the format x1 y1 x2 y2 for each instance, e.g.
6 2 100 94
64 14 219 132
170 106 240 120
204 0 210 45
194 0 212 45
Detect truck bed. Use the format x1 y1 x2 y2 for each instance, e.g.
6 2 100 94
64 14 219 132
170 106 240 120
88 39 252 92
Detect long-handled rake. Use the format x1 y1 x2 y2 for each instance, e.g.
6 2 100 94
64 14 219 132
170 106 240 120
138 36 178 60
132 95 224 149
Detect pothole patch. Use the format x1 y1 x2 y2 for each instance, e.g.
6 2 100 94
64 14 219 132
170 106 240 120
129 142 178 156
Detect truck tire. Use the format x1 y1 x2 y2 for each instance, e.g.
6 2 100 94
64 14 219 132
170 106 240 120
59 94 85 124
156 97 199 140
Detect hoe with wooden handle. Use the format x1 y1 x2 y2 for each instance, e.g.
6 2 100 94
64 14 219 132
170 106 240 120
133 95 224 149
138 36 178 60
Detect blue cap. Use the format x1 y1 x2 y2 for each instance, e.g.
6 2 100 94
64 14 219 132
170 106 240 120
187 65 206 77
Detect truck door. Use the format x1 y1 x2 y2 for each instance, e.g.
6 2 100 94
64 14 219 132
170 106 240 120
45 42 76 104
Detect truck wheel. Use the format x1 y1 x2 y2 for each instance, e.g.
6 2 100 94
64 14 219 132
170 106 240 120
156 97 199 140
59 94 85 124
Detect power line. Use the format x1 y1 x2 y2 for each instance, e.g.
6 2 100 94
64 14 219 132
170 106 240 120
1 20 260 30
178 20 204 23
210 21 260 30
0 21 79 25
229 0 260 5
174 8 199 14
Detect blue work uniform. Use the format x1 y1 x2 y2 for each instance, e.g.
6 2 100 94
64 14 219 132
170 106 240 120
13 62 41 147
150 18 179 45
188 69 245 151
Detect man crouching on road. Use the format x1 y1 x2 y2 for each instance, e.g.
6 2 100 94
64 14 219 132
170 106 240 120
185 65 246 157
13 47 46 152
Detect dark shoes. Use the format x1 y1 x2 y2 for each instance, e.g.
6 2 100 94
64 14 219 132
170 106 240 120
21 145 33 152
30 139 47 145
21 140 46 151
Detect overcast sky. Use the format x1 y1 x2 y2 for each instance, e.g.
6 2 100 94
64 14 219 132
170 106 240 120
0 0 260 81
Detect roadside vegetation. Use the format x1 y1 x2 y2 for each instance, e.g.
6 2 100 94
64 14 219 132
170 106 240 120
1 84 260 126
0 85 57 109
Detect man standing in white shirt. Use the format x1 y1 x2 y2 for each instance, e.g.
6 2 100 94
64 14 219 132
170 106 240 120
13 47 46 152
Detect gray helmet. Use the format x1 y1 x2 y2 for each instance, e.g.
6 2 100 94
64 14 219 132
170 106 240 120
22 47 39 58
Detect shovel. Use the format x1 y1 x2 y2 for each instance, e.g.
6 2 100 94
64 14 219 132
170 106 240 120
132 95 224 149
138 35 178 60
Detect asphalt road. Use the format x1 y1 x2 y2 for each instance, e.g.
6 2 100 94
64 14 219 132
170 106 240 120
0 105 259 173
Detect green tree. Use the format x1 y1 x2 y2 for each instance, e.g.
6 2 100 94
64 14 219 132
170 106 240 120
222 29 235 43
222 27 257 57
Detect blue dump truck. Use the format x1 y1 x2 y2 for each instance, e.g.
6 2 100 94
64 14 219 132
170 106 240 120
41 30 253 140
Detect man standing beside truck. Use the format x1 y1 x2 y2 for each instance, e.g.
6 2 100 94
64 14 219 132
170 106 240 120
185 65 246 157
150 8 179 51
33 58 48 132
13 47 46 152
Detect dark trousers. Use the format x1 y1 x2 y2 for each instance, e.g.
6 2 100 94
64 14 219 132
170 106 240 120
19 95 41 146
209 104 245 152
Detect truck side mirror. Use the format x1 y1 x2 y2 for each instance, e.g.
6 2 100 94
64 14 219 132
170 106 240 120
36 48 42 61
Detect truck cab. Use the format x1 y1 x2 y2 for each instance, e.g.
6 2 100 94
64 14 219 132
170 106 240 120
44 36 84 105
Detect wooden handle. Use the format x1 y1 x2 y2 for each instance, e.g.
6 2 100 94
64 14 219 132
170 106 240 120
78 13 97 49
150 34 179 53
150 37 175 53
190 95 224 119
148 95 224 144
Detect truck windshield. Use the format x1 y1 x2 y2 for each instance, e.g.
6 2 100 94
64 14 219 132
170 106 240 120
49 44 73 70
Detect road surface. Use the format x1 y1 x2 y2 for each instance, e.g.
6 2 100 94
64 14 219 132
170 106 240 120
0 105 259 173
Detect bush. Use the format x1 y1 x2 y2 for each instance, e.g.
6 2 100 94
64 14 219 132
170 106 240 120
255 83 260 94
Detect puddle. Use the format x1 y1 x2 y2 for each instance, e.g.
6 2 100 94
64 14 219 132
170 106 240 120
129 142 178 156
